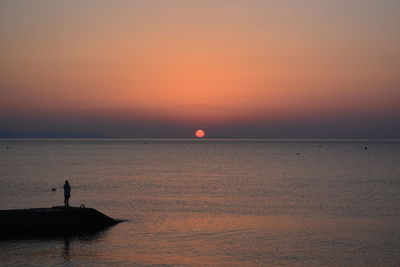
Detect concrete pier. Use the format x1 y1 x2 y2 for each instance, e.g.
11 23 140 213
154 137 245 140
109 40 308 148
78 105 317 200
0 206 119 237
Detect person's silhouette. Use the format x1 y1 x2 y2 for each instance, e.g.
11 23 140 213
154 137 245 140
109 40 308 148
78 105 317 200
63 180 71 207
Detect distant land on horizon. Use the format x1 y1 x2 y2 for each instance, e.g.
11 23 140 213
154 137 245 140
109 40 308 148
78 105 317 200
0 129 231 139
0 129 110 139
1 129 399 140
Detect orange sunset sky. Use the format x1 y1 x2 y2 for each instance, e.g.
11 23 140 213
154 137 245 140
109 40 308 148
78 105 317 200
0 0 399 138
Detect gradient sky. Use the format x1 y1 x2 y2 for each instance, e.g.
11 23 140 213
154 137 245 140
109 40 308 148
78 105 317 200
1 0 399 138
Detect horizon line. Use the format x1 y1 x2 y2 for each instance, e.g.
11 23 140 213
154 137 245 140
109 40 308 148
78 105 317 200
1 137 399 142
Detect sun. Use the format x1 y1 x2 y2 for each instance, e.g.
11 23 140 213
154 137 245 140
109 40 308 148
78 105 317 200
195 129 205 138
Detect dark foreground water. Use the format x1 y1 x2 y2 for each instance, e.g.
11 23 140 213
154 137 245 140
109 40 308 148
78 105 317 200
0 139 399 266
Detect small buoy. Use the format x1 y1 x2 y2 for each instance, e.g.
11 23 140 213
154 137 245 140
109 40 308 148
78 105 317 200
296 152 300 155
51 188 56 191
364 147 368 150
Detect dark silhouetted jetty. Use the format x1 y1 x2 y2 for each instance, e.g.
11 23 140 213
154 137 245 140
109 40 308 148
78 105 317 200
0 206 119 238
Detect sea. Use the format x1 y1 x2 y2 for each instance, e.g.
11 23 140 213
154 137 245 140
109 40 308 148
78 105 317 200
0 139 399 266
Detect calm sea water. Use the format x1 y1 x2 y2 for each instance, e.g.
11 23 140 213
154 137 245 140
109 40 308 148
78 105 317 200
0 139 399 266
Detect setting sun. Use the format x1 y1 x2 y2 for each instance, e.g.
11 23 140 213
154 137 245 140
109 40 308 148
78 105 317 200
195 129 205 138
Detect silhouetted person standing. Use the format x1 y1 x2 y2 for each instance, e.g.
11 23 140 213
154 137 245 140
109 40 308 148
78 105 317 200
63 180 71 207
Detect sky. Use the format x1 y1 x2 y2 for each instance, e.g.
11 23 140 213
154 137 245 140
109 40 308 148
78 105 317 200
1 0 399 138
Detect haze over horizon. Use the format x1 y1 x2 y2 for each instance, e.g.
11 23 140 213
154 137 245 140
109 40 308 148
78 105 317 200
1 0 399 138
